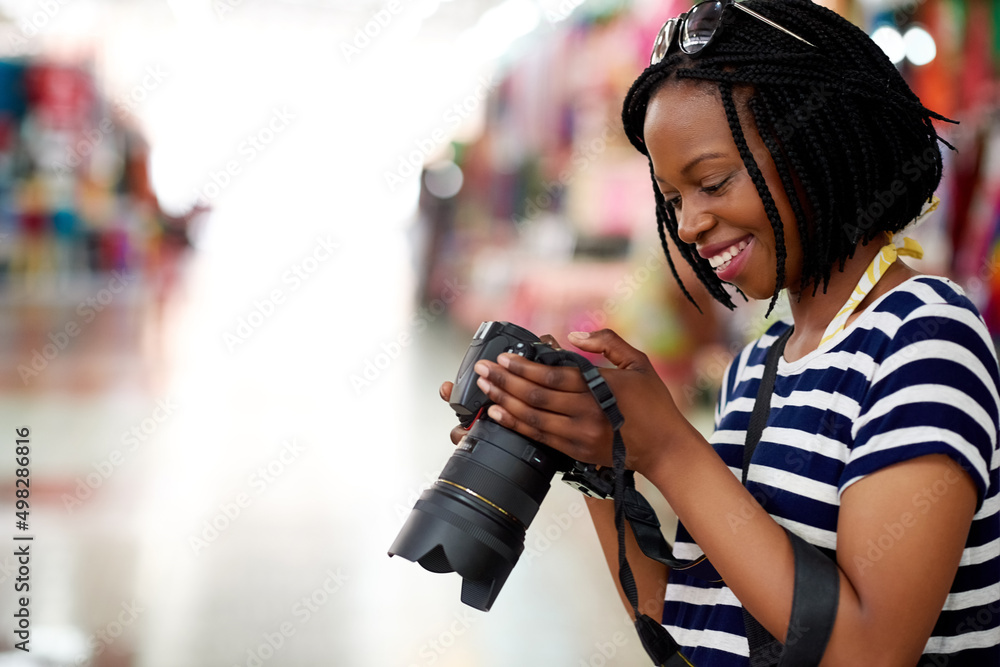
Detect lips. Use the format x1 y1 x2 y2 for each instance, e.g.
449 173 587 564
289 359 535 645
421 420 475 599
702 236 751 273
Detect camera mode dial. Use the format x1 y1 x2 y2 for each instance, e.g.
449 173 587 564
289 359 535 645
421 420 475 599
505 342 535 360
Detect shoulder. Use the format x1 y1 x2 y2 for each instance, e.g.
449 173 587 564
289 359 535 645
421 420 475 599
846 275 1000 504
870 275 985 332
852 276 997 368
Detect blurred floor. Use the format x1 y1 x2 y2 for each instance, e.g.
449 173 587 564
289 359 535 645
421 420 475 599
0 211 659 666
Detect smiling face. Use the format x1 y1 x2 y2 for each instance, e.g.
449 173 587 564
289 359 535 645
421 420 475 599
643 78 803 301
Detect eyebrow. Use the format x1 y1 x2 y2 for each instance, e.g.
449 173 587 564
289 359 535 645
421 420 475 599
654 151 730 185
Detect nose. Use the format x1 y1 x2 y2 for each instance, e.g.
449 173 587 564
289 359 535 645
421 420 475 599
674 203 716 246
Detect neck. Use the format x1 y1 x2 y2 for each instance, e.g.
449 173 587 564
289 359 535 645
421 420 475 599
783 240 917 361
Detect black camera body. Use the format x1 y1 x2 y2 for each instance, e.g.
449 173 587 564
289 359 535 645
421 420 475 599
388 321 615 611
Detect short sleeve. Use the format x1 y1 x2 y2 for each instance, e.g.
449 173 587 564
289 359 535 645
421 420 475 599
841 304 1000 508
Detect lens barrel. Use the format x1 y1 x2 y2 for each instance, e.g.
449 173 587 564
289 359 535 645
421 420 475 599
388 418 569 611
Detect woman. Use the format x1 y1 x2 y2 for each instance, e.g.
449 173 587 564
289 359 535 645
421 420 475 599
442 1 1000 664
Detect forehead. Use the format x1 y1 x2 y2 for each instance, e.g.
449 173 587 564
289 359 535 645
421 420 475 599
642 79 738 174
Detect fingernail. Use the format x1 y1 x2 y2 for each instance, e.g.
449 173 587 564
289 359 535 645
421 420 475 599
476 376 491 393
568 331 590 340
474 361 488 376
487 405 503 422
498 354 511 368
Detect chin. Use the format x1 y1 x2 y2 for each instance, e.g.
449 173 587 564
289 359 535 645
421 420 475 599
726 281 774 302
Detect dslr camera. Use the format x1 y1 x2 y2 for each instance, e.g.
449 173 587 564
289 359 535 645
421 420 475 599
388 321 615 611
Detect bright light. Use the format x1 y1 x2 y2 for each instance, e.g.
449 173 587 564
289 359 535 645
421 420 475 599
871 25 905 65
423 161 464 199
904 25 937 66
457 0 541 60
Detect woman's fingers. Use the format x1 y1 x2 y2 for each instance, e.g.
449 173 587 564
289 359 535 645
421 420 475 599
489 354 590 393
568 328 652 371
484 390 611 463
539 333 563 350
449 423 467 445
474 358 587 413
473 356 612 463
439 381 454 403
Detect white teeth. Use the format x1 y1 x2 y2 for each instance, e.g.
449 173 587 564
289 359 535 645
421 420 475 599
709 240 750 270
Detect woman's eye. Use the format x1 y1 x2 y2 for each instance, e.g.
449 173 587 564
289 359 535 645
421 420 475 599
702 176 731 194
664 194 681 209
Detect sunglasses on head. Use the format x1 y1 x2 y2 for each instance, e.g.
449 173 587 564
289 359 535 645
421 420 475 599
650 0 816 65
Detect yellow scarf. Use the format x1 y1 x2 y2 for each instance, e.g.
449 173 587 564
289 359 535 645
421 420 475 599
818 198 938 346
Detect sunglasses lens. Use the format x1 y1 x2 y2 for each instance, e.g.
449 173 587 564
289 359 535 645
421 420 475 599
650 19 678 65
681 0 726 54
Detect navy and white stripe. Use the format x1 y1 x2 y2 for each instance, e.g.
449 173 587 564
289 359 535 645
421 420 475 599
664 276 1000 666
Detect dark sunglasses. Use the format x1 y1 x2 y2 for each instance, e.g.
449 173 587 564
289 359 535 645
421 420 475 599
650 0 816 65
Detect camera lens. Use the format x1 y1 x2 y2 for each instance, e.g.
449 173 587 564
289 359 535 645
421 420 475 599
388 418 570 611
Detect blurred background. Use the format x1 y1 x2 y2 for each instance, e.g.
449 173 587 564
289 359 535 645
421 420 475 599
0 0 996 665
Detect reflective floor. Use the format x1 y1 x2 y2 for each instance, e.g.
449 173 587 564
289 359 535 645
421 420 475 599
0 230 662 666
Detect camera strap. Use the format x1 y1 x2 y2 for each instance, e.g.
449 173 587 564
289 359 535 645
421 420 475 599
740 326 840 667
553 352 692 666
563 327 839 667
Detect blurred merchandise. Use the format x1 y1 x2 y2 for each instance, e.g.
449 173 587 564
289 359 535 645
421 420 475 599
414 1 726 411
0 57 204 296
415 0 1000 407
0 56 207 396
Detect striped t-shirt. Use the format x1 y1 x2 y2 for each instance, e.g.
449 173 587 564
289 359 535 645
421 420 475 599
663 276 1000 666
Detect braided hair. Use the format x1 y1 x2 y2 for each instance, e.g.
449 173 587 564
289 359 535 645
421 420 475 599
622 0 955 314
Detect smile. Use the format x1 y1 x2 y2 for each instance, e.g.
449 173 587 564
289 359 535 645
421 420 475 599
708 239 750 272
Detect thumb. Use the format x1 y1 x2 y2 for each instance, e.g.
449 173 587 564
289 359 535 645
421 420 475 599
567 329 650 371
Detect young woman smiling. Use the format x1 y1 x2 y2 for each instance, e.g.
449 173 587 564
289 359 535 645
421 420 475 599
442 1 1000 664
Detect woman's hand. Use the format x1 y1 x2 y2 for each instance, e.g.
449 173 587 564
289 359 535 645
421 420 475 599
437 333 571 446
437 381 469 446
470 328 694 478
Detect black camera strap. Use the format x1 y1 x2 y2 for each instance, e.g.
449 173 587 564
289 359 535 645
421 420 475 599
740 326 839 667
561 326 839 667
549 352 691 666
